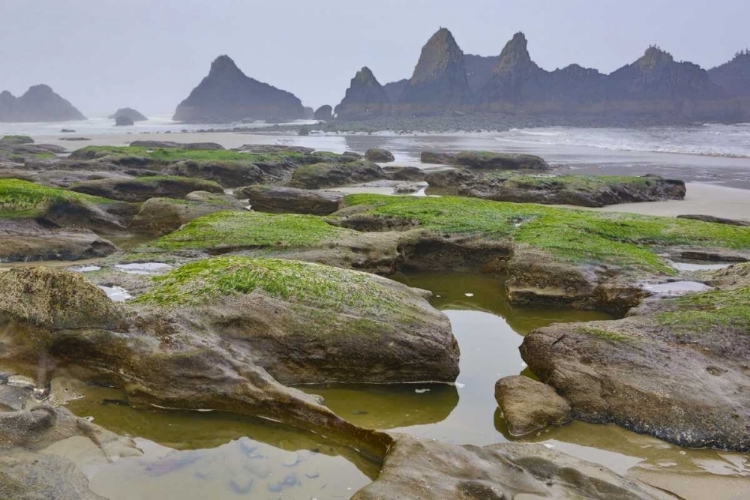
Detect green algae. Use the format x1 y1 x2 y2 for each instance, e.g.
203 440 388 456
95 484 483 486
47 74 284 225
71 145 307 165
577 326 632 342
0 178 113 218
657 286 750 332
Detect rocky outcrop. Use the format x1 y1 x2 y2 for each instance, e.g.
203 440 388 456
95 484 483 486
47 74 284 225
334 67 391 120
458 173 686 207
173 55 306 123
0 219 117 263
114 115 134 126
364 148 395 163
494 375 571 436
464 53 499 92
521 268 750 451
163 160 264 188
383 79 408 103
677 214 750 226
0 85 86 123
239 185 344 215
353 434 677 500
397 28 472 114
421 150 550 170
288 161 385 189
109 107 147 122
129 193 247 235
313 105 333 121
70 175 224 202
709 50 750 97
129 141 225 150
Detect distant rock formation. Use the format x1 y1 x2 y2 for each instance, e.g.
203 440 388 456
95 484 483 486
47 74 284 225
115 115 134 126
334 67 391 120
383 79 408 103
303 106 315 119
0 85 86 123
109 108 147 122
173 55 306 123
314 105 333 121
709 50 750 97
464 54 498 92
397 28 472 114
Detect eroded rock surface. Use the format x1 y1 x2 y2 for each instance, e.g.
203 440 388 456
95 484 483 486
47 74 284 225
239 185 344 215
495 375 571 436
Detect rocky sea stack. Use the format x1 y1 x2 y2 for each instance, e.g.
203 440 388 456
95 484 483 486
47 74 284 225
334 67 391 120
0 85 85 123
173 55 306 123
109 107 147 122
397 28 472 114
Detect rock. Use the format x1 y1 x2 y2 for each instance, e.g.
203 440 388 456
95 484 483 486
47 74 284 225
114 115 134 127
110 108 147 122
677 214 750 226
173 55 306 123
163 160 264 188
129 195 246 235
710 50 750 97
239 185 344 215
352 434 677 500
424 168 475 187
0 135 34 145
232 144 314 155
397 28 472 114
313 105 333 121
298 126 310 136
394 183 421 194
459 173 686 207
60 129 76 133
334 67 391 120
421 151 550 170
0 219 118 263
129 141 225 150
0 85 86 123
364 148 395 163
70 175 224 202
383 166 425 182
341 151 363 160
494 375 571 436
289 161 385 189
521 272 750 451
0 452 106 500
383 79 408 103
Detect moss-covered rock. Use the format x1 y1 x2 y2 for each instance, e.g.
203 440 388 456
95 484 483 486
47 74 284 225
135 256 459 384
521 271 750 451
163 159 264 188
364 148 395 163
289 161 385 189
70 176 224 202
422 150 550 170
129 195 246 235
455 172 686 207
239 185 344 215
0 135 34 145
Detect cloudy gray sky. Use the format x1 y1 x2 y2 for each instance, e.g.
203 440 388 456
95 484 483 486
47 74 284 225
1 0 748 117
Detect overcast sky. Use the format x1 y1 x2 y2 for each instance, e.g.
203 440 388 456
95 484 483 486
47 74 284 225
1 0 748 117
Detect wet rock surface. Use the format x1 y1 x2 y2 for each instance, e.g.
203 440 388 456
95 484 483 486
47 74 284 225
353 434 678 500
364 148 395 163
239 185 344 215
70 176 224 202
495 375 572 436
289 161 385 189
422 150 551 170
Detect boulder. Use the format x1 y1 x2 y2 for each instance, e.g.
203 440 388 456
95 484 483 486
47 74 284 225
383 166 425 181
425 168 475 187
0 135 34 145
129 194 246 235
353 434 677 500
364 148 395 163
70 176 224 202
109 108 147 122
494 375 571 436
289 161 385 189
163 160 264 188
239 185 344 215
521 275 750 451
114 115 134 127
422 151 550 170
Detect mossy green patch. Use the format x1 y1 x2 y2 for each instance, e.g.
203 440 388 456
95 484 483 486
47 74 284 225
135 257 413 318
72 146 308 165
482 172 654 191
0 178 113 218
151 211 350 252
0 135 33 145
577 326 631 342
342 194 750 273
657 286 750 332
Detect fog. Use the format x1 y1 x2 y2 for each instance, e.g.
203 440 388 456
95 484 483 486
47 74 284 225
1 0 747 116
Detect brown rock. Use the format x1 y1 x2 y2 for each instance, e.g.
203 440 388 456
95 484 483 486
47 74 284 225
494 375 571 436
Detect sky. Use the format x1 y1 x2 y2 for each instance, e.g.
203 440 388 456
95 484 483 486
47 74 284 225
1 0 749 117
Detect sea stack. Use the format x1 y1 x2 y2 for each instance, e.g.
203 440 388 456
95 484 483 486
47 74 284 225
0 85 86 123
110 108 147 122
397 28 472 114
334 67 391 120
173 55 306 123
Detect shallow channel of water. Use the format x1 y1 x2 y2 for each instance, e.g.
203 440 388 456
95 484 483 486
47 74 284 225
62 271 750 499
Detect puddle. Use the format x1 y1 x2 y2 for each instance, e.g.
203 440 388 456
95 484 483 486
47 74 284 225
98 285 133 302
115 263 172 275
71 265 102 273
672 261 733 272
642 281 713 296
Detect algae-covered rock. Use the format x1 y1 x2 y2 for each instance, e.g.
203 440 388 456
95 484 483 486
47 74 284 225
70 176 224 202
239 185 343 215
494 375 571 436
0 267 124 331
289 161 385 189
0 135 34 145
135 256 459 384
129 195 246 235
459 173 686 207
521 277 750 451
364 148 395 163
163 159 264 188
353 434 677 500
421 150 550 170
